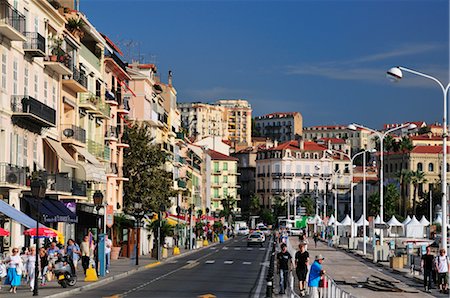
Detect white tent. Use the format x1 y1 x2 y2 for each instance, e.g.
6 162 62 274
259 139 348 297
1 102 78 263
308 214 323 226
355 215 369 226
433 214 443 225
402 215 411 226
327 215 340 226
387 215 403 237
419 216 430 227
405 216 424 238
374 214 385 224
339 214 353 226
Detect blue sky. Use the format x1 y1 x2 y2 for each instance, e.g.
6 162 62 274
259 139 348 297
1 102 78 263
81 0 448 129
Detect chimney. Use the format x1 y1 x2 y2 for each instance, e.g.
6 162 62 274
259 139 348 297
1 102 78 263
168 70 173 86
298 135 304 150
274 140 278 148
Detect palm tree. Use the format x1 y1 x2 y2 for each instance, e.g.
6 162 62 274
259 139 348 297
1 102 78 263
397 137 414 215
396 169 412 216
410 170 427 214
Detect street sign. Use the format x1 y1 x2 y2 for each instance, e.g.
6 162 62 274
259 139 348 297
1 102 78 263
106 205 114 228
374 223 390 230
299 207 307 216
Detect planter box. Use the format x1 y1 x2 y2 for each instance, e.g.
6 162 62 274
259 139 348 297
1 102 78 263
111 246 121 261
390 256 403 269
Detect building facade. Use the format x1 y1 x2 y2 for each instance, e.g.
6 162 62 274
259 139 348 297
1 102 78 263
215 99 252 147
254 112 303 142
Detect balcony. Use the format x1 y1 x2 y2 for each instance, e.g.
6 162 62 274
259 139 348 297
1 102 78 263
284 173 295 178
271 172 282 178
177 179 187 189
176 132 185 140
87 139 104 160
72 179 87 197
105 90 118 105
0 0 25 41
61 124 86 144
80 44 101 72
104 125 119 141
0 163 27 188
257 173 265 177
271 188 282 194
211 182 221 188
336 184 351 189
103 145 111 161
117 96 130 114
79 92 110 118
106 163 118 176
23 32 45 57
257 189 265 193
43 49 72 76
62 66 88 93
11 96 56 132
46 173 71 193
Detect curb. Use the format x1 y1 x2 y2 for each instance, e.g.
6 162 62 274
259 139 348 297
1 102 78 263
45 239 228 298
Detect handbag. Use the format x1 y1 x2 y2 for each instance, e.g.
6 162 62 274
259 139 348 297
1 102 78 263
319 277 328 288
16 264 23 276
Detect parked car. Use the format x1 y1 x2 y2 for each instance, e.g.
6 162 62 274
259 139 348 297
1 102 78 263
258 226 271 236
237 226 250 236
289 227 302 236
247 232 265 247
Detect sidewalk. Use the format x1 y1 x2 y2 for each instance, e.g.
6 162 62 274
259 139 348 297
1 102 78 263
1 242 218 298
287 237 434 298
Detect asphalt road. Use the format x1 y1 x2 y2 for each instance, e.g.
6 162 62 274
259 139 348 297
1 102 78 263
73 236 271 298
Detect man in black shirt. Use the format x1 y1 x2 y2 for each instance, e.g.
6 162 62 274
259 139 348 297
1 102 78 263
421 246 434 292
277 243 292 294
295 243 309 296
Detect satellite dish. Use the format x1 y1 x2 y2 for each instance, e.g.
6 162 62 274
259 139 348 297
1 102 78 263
63 128 74 138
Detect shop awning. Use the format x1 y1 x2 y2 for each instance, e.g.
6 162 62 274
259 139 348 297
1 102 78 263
23 196 78 223
44 138 78 168
71 145 106 183
0 200 46 228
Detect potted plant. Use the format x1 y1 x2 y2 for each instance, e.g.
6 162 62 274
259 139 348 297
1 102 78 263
49 35 64 62
67 18 85 39
49 0 61 10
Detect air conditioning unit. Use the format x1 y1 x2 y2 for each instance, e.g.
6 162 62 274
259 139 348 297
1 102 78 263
6 173 18 184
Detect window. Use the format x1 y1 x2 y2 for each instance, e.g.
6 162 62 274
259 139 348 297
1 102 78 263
213 176 219 184
223 176 228 183
33 138 37 164
13 58 17 95
274 164 280 173
52 81 56 109
23 135 27 167
34 74 38 98
2 54 7 90
417 162 423 171
223 162 228 171
44 79 48 105
223 188 228 197
214 162 219 172
24 64 29 95
213 188 219 198
428 163 434 172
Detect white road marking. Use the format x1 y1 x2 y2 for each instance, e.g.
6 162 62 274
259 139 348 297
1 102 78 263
167 260 178 264
247 248 253 251
186 260 196 263
210 247 217 250
253 238 273 298
224 260 234 264
259 247 266 251
234 247 241 250
222 247 229 250
205 260 215 264
243 261 252 265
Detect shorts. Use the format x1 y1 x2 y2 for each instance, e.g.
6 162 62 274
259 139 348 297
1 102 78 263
296 267 308 281
438 272 448 285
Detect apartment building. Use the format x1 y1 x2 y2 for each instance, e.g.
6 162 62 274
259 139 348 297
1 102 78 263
303 125 375 154
254 112 303 142
255 140 352 220
178 102 227 141
215 99 252 147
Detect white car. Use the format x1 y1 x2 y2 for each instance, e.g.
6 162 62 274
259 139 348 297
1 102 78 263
289 227 302 236
247 232 264 247
258 226 271 236
237 226 250 236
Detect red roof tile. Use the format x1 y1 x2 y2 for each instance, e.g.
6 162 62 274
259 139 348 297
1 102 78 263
207 149 239 161
269 140 328 152
100 33 124 56
317 138 346 144
411 146 450 154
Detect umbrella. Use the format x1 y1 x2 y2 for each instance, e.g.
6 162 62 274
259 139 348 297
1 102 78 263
0 227 10 236
24 227 58 238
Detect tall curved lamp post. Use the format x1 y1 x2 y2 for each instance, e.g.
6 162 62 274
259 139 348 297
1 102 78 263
387 66 449 251
31 176 46 296
348 122 416 247
132 202 145 266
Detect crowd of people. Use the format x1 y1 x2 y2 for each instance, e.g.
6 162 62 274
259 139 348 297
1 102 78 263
0 234 112 294
421 246 450 294
276 231 325 297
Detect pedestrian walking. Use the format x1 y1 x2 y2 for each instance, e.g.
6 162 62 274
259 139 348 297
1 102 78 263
80 235 91 275
313 233 319 248
66 238 81 272
26 247 37 292
105 235 112 273
421 246 434 292
4 247 23 294
295 243 309 296
277 243 292 295
308 254 325 298
435 248 449 294
39 248 49 286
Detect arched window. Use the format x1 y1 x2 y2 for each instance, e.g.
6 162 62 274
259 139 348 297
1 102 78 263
417 162 423 171
428 163 434 172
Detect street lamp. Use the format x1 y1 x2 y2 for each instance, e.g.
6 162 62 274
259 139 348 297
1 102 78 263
348 122 417 247
93 190 104 276
31 175 46 297
132 202 145 266
387 65 450 252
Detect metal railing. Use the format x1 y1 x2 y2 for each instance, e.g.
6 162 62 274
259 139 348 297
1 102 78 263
0 163 27 186
70 66 88 88
11 95 56 126
46 173 71 193
79 92 110 117
80 43 100 71
23 32 45 53
72 179 87 197
105 125 119 139
87 139 104 159
60 124 86 143
0 0 25 33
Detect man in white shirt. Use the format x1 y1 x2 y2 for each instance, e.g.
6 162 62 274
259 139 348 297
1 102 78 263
435 248 449 294
105 235 112 274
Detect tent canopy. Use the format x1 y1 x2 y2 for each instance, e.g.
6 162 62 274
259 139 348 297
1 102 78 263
402 215 412 226
405 215 424 238
419 216 430 226
374 215 385 224
387 216 403 227
339 214 353 226
355 215 369 226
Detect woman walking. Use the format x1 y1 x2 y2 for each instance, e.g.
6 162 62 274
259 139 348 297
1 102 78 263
4 247 22 293
26 247 37 292
39 248 49 286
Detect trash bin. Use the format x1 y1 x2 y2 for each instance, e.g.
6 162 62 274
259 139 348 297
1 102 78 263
219 233 224 243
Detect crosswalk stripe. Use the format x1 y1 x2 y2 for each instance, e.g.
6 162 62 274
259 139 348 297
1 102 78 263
243 261 252 265
205 260 215 264
247 248 253 251
234 247 241 250
187 260 196 264
224 260 233 264
259 247 266 251
223 247 229 250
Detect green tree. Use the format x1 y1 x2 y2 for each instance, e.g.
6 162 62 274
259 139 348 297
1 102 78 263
259 208 275 225
220 195 236 226
398 137 414 215
122 122 175 212
300 195 315 215
410 170 427 214
397 169 412 217
368 184 399 219
368 192 379 217
249 194 261 216
272 196 286 220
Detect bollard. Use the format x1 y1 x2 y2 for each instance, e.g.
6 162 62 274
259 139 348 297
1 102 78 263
266 277 273 297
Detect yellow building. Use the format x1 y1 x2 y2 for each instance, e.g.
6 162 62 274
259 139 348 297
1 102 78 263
216 99 252 147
